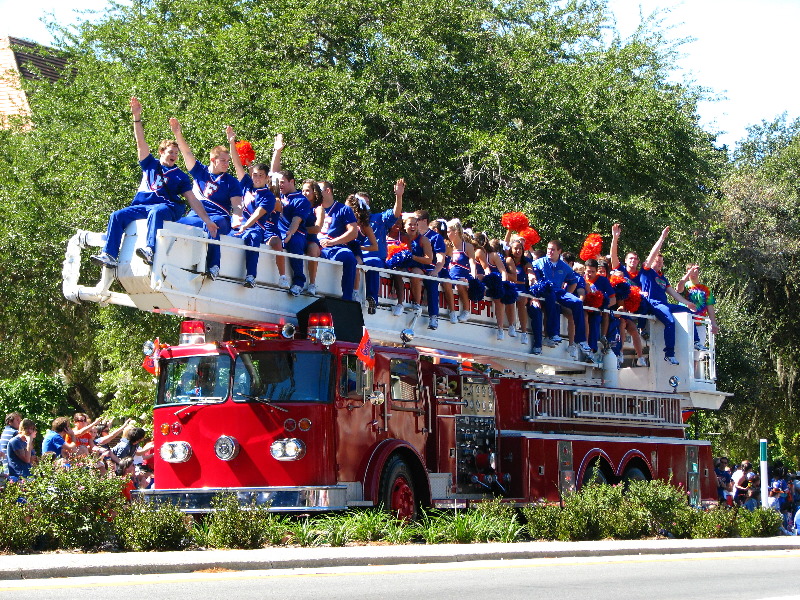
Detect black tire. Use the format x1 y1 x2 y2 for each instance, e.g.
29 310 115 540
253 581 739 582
622 466 649 483
581 459 610 487
378 454 418 521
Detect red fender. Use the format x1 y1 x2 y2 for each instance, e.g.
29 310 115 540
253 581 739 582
361 438 428 504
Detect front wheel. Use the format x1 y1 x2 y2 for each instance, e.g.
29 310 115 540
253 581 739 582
379 455 417 521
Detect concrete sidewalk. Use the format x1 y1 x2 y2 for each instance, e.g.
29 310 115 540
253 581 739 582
2 537 800 580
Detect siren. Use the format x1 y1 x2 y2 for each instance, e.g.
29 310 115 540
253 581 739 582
307 313 336 346
179 320 206 344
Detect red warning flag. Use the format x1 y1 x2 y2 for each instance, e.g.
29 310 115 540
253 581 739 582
356 327 375 369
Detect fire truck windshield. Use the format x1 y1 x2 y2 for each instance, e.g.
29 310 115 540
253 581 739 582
159 354 231 405
232 351 331 404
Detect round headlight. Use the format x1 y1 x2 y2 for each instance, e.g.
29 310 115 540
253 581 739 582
320 330 336 346
283 438 306 460
214 435 240 461
160 441 192 463
270 440 286 459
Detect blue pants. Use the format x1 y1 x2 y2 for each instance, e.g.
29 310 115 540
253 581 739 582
282 232 307 287
526 303 544 348
230 228 266 278
423 268 444 316
363 255 385 303
587 311 602 352
321 245 356 301
607 314 621 356
102 202 184 258
646 300 692 357
178 213 231 270
541 288 587 343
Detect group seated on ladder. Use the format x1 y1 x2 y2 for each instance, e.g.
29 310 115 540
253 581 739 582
89 98 717 368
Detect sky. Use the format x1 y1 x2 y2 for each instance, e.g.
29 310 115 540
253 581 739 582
2 0 798 150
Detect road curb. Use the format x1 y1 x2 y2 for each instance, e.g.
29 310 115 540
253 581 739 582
2 537 800 580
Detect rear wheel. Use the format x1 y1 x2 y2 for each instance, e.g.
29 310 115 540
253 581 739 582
622 466 649 484
581 459 610 487
379 455 417 521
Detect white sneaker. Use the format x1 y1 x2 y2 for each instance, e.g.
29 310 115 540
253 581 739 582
207 265 220 281
392 303 404 316
352 290 362 303
303 283 317 296
244 275 256 288
551 334 563 344
450 312 458 324
289 284 302 296
411 302 422 314
617 354 624 369
636 356 648 367
694 341 706 351
428 315 439 330
508 325 517 338
278 274 290 289
665 356 679 366
567 343 578 360
520 332 528 345
542 337 557 348
458 310 470 322
578 342 593 355
531 346 542 355
496 328 505 341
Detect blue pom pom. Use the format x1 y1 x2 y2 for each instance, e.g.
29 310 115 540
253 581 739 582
386 250 414 270
467 277 485 302
613 281 631 301
500 281 519 305
482 272 502 298
529 280 552 297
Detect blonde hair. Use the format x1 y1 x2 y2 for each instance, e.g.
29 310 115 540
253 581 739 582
209 145 229 159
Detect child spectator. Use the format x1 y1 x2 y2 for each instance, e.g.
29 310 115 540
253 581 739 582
92 97 217 269
1 412 21 475
7 418 37 481
226 126 281 288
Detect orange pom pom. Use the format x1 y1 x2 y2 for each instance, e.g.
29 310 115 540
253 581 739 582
579 233 603 262
584 289 604 308
501 212 529 232
235 140 256 166
386 242 409 259
609 274 626 287
623 286 642 313
518 227 541 250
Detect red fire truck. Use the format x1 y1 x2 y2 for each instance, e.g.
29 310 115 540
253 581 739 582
64 221 727 517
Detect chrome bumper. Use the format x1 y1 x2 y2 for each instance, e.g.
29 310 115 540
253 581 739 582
133 485 349 513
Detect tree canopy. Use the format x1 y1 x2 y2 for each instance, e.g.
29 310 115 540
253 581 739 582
10 0 792 461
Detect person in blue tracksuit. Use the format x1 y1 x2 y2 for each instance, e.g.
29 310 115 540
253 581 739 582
415 210 449 329
226 127 280 288
170 118 243 281
317 189 359 301
532 240 594 359
640 226 697 365
361 179 404 314
91 97 217 269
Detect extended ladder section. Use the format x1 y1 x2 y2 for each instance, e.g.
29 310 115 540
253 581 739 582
63 220 727 409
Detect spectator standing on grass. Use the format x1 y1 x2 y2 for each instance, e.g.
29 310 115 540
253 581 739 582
1 412 22 474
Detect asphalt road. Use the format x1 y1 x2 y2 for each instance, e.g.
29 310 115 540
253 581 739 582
2 550 799 600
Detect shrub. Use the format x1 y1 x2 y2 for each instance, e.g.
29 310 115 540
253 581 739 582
204 493 285 549
521 504 560 540
625 478 696 538
114 500 193 551
556 483 648 541
286 516 323 547
691 505 738 539
20 455 126 550
736 507 782 538
0 482 43 552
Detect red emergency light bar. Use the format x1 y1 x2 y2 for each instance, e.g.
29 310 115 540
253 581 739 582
307 313 335 345
308 313 333 327
179 320 206 344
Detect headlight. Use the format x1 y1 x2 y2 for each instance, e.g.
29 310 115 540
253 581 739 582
214 435 240 461
270 438 306 461
160 441 192 463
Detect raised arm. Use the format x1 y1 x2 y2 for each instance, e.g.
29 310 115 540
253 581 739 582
226 126 246 181
643 226 670 270
610 222 622 270
130 97 150 161
270 133 285 174
169 118 197 172
393 178 405 219
73 417 102 437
